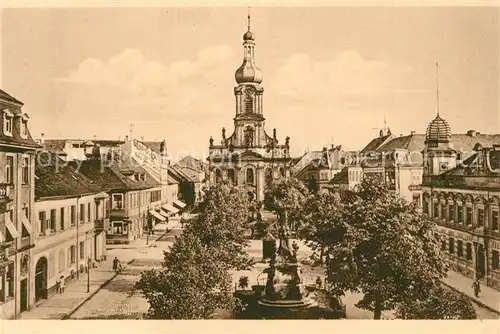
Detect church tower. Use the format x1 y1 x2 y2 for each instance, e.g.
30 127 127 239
208 11 292 202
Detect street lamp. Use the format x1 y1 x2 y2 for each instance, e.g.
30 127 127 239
87 257 91 293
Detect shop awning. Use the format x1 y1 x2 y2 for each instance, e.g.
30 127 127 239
21 215 34 235
162 204 179 214
159 209 170 218
173 199 186 209
149 210 166 222
5 216 20 239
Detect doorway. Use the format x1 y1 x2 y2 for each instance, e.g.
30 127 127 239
35 257 48 302
475 243 486 279
20 278 28 312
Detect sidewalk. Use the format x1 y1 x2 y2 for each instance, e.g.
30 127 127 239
17 228 170 320
442 271 500 315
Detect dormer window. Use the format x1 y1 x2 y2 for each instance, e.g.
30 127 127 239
3 109 14 136
20 113 29 138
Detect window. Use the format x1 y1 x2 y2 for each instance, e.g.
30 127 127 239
58 249 65 273
423 198 429 215
493 210 499 231
457 206 463 223
433 202 439 219
457 240 463 257
492 250 500 271
87 203 91 222
440 236 446 251
70 246 76 264
50 209 56 231
60 207 65 230
22 157 29 184
279 167 285 178
113 222 124 235
412 195 420 207
112 194 123 210
6 264 14 298
448 205 454 221
245 95 253 113
466 243 473 261
5 156 13 184
246 168 254 185
21 120 28 137
70 205 76 226
79 241 85 259
228 169 235 185
466 207 473 226
265 168 273 183
215 169 222 183
448 237 455 254
80 203 85 223
477 208 484 227
3 112 13 135
38 211 47 236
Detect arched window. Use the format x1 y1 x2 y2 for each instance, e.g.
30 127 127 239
215 169 222 183
246 168 255 185
265 168 273 183
228 168 236 185
279 167 285 178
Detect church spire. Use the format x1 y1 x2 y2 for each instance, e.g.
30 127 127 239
235 9 263 84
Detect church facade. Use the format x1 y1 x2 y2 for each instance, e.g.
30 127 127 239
208 16 292 201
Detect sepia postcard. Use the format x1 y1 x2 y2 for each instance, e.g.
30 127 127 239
0 1 499 333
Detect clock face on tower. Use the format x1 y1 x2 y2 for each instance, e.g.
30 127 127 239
245 86 255 97
440 162 448 171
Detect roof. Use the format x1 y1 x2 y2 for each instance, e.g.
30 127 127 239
0 89 23 105
426 115 452 143
168 165 197 183
93 140 125 147
42 139 67 154
330 167 348 184
71 156 161 192
176 155 209 172
35 153 101 198
363 132 500 155
139 141 162 154
360 133 394 153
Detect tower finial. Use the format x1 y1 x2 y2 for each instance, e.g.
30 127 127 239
436 61 440 117
247 6 251 31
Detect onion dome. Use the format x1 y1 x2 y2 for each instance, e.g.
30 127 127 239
425 114 452 143
243 30 255 41
235 60 263 84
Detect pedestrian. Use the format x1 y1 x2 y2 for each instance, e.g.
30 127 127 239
55 276 61 294
472 279 481 298
112 256 120 273
59 275 66 294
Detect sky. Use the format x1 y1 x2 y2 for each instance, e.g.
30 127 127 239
1 6 498 160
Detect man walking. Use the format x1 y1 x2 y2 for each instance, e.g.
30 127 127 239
59 275 66 294
472 279 481 298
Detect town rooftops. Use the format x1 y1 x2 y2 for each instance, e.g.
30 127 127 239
176 155 209 172
70 155 161 192
35 153 101 199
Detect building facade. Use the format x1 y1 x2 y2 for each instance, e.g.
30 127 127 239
422 113 500 290
208 16 292 201
0 89 39 319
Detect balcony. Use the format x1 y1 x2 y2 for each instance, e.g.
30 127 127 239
20 236 31 249
94 218 110 232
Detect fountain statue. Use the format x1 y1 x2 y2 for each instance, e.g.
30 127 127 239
258 211 312 310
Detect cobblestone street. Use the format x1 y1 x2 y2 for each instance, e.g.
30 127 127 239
65 230 499 320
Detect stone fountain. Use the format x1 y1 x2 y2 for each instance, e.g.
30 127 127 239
258 212 313 314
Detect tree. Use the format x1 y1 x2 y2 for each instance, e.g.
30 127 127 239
135 182 253 318
299 175 448 319
395 284 477 319
135 232 235 319
184 182 255 270
264 177 309 232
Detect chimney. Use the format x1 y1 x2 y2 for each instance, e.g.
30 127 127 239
467 130 476 137
410 131 416 135
125 135 129 141
40 133 45 144
141 136 145 142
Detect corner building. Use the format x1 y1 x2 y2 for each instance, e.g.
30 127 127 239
422 113 500 291
208 16 292 201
